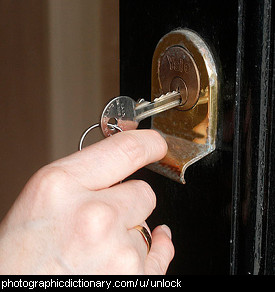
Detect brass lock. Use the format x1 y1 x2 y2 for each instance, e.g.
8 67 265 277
148 29 218 184
159 45 200 111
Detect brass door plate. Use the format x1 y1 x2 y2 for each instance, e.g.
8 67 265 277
148 29 218 184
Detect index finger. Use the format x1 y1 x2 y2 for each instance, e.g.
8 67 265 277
52 129 167 190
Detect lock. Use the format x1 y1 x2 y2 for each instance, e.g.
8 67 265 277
148 29 218 184
158 45 200 111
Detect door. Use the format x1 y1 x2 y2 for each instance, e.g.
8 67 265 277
120 0 275 274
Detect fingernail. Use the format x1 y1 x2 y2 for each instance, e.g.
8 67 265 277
161 224 172 239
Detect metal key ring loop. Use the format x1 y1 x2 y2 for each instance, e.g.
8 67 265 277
79 123 123 151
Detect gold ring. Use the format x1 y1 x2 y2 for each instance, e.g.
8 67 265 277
134 225 152 254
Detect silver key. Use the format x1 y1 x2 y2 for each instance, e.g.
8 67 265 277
101 91 181 137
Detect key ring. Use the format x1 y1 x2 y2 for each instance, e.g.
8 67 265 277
78 123 123 151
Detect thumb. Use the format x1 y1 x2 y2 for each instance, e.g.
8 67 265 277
145 225 175 275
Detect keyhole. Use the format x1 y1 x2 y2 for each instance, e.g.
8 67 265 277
170 76 188 108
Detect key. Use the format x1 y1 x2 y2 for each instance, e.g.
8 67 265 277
101 91 181 137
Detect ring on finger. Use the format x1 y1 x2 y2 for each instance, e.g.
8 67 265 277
133 225 152 254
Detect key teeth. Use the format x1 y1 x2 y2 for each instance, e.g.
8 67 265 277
154 91 180 102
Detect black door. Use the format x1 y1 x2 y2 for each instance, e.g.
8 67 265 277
120 0 275 275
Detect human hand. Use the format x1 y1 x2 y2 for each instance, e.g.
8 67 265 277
0 130 174 275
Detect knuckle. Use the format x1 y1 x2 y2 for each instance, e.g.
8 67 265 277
131 180 156 209
29 166 71 205
74 201 117 243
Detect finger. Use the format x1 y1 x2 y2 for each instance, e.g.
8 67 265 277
51 129 167 190
145 225 175 275
99 180 156 228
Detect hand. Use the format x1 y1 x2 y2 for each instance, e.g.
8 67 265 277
0 130 174 275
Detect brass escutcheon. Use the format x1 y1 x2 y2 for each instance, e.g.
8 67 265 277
148 29 218 184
